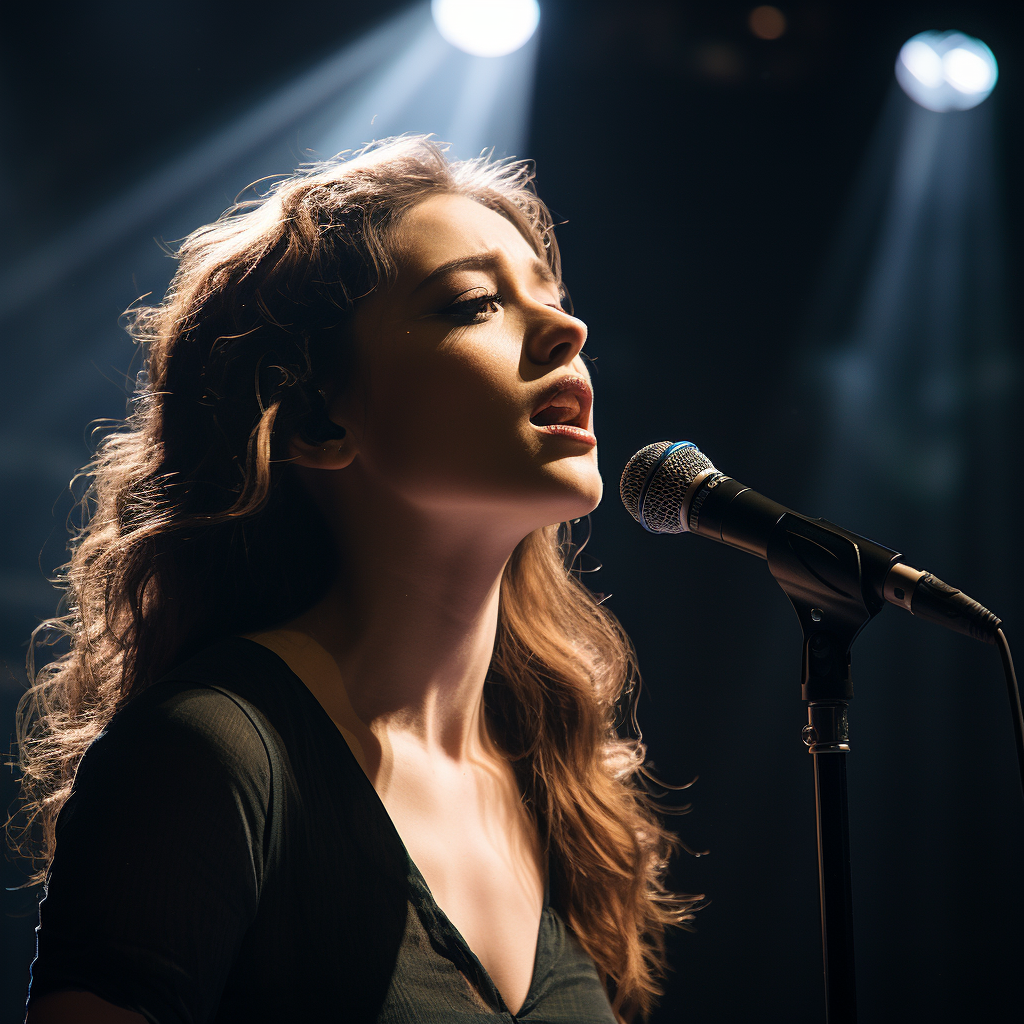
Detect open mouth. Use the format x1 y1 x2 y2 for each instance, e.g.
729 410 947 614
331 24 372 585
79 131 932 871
529 376 594 435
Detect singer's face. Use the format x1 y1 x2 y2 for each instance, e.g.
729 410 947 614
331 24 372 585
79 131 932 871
338 193 601 529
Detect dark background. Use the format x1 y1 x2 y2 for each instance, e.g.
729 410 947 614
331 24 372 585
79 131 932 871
2 2 1021 1021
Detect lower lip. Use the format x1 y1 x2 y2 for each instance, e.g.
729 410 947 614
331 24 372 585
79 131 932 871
533 423 597 446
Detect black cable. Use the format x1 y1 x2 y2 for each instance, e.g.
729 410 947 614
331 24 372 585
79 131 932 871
996 628 1024 807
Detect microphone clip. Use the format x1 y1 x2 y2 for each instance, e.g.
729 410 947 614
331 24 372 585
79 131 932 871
765 512 890 704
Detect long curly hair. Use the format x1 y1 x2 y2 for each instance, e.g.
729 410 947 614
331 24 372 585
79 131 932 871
8 136 702 1022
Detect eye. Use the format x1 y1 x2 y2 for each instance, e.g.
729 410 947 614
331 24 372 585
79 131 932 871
441 291 503 323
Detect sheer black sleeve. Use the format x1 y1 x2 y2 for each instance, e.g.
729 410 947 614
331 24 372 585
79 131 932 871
27 683 273 1024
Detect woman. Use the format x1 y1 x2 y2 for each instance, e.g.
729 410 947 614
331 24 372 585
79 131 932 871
12 136 700 1024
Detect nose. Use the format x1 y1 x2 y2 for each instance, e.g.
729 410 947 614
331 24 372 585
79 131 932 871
523 304 588 368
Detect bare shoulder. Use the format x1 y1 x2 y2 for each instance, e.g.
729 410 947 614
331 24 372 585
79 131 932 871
27 989 147 1023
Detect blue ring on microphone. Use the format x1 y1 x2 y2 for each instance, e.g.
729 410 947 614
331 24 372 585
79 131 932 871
638 441 694 533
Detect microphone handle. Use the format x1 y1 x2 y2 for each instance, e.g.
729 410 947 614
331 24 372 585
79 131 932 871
685 473 1001 644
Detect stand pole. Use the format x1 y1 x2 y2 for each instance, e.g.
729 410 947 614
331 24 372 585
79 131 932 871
766 515 888 1023
806 704 856 1023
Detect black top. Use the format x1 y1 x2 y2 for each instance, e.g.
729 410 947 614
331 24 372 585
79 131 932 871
27 637 618 1024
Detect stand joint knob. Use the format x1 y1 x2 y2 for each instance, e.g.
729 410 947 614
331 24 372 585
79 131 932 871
803 701 851 754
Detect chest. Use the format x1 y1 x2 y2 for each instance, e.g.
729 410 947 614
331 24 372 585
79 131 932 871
379 764 546 1015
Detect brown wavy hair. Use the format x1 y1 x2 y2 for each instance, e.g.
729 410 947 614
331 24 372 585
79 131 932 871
8 135 702 1022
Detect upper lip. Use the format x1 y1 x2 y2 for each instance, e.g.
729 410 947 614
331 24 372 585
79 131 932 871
529 375 593 430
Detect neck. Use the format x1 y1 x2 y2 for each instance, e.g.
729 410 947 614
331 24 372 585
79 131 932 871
286 475 528 763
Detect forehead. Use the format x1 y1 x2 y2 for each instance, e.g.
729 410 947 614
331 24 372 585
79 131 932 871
390 193 542 282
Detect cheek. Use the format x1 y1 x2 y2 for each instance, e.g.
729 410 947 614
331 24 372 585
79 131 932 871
359 341 523 476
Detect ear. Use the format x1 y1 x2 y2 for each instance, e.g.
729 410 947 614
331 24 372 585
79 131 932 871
288 418 358 470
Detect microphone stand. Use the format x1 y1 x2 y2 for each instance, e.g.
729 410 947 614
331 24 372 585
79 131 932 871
624 442 1019 1019
765 513 886 1024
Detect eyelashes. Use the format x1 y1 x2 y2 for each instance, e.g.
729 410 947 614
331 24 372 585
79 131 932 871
441 291 503 323
440 290 574 323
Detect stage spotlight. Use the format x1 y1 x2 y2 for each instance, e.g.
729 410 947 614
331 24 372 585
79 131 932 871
896 31 998 112
431 0 540 57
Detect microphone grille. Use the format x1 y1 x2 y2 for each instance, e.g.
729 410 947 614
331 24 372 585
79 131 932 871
620 441 716 534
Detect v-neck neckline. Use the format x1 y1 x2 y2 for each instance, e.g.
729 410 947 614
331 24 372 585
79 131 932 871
404 852 551 1018
238 636 551 1018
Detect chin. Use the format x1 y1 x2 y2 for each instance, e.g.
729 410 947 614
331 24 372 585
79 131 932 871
542 462 604 523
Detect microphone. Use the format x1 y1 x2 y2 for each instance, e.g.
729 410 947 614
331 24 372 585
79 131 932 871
620 441 1001 645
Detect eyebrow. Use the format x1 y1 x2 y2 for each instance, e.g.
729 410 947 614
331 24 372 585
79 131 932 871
411 251 558 294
